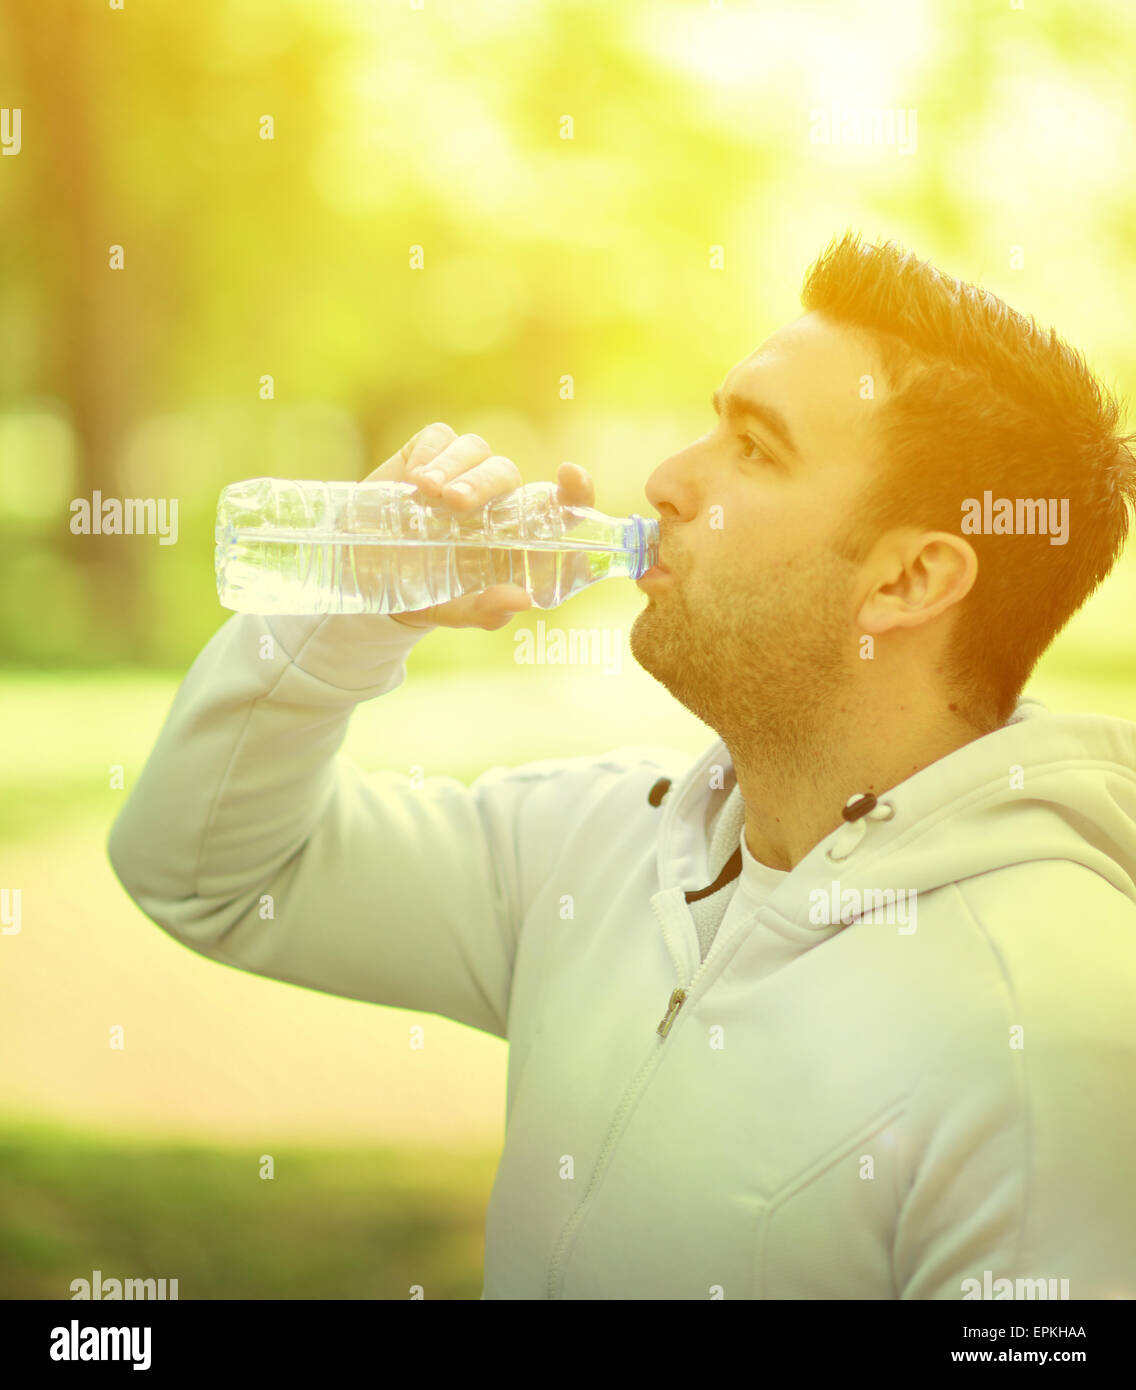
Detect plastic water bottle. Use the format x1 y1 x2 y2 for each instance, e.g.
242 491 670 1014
214 476 659 616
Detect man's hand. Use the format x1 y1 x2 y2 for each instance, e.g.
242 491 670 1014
362 422 596 630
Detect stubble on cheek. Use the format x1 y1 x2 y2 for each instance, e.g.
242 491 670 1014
630 547 861 756
630 575 730 726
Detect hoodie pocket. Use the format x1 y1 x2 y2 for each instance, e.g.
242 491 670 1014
755 1095 908 1299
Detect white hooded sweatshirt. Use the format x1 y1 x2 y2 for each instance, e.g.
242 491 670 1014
107 610 1136 1300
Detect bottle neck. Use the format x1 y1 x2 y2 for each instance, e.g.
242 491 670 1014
627 514 659 577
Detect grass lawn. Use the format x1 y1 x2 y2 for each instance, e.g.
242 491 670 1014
0 1119 499 1300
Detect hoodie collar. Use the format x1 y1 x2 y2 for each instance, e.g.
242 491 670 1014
656 698 1136 931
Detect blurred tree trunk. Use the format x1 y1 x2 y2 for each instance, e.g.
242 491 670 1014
4 0 142 662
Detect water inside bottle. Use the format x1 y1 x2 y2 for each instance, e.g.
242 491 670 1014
215 529 627 615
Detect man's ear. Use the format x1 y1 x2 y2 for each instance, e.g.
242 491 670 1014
856 531 978 635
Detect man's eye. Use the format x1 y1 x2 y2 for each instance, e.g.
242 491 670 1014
739 435 773 464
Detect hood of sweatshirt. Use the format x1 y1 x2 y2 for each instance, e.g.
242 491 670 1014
654 697 1136 931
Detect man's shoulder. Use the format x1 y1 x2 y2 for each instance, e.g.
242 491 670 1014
911 860 1136 1094
471 741 695 794
950 856 1136 946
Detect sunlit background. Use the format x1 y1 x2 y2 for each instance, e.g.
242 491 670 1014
2 0 1135 1298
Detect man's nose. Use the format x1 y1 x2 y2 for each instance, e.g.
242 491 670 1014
644 442 705 521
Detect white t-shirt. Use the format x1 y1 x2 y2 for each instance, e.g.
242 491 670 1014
715 829 789 935
687 784 790 962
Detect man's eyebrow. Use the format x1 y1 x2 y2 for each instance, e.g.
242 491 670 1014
711 387 801 463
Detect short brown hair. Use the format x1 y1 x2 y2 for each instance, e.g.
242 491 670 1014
802 230 1136 726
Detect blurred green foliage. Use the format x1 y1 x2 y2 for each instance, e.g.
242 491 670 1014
1 0 1134 671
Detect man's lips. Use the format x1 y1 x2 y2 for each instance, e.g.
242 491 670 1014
637 557 672 586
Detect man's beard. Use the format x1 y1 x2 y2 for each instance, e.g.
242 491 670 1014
629 545 860 780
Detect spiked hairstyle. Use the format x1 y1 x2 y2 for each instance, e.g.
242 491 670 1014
802 232 1136 726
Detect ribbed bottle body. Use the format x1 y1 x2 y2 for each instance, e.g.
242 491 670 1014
215 478 658 615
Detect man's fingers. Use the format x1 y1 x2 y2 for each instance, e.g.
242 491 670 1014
557 461 595 508
408 432 494 497
364 432 595 628
430 455 524 511
397 584 531 630
454 584 533 628
369 422 457 482
473 585 534 628
405 422 459 473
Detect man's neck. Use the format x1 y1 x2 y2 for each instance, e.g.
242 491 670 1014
730 702 997 872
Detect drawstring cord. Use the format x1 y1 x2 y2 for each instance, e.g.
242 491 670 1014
826 792 895 862
649 775 895 867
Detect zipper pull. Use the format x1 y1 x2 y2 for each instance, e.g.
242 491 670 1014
656 987 687 1038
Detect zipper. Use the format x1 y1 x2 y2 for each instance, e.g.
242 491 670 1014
546 1035 663 1298
546 891 750 1297
650 893 719 1039
656 987 686 1037
546 895 702 1297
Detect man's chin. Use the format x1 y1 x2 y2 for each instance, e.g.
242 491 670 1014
630 604 682 684
628 607 656 675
